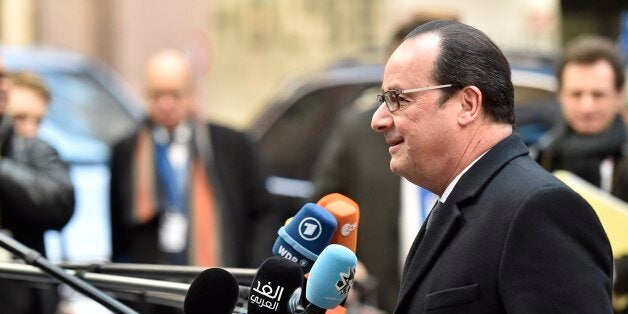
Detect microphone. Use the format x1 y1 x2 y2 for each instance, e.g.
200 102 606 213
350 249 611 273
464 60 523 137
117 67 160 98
304 244 357 314
326 305 347 314
248 256 304 314
272 203 337 272
184 268 239 314
316 193 359 252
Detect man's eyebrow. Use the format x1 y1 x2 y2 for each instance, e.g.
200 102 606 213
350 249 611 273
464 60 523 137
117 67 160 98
381 85 402 92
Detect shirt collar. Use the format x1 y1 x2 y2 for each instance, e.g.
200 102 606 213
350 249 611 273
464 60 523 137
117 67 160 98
439 150 489 203
153 122 193 145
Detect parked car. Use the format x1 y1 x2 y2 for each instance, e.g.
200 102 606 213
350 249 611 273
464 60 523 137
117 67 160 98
249 59 559 216
1 46 144 262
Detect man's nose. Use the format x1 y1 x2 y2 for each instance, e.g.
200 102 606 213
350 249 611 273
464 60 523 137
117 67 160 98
17 117 41 137
150 90 183 104
23 121 39 137
155 94 178 105
371 103 393 132
578 93 596 112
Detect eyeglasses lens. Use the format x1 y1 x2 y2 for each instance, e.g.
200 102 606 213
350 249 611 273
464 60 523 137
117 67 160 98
385 91 398 111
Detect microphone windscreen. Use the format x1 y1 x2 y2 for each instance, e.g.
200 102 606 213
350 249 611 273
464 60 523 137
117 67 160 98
272 203 337 271
248 256 304 314
316 193 359 252
306 244 357 310
184 268 239 314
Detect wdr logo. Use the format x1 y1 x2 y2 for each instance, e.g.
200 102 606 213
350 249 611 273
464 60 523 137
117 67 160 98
298 217 322 241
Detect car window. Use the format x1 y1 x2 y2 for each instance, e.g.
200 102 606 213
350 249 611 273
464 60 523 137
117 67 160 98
349 86 381 111
259 83 377 180
39 71 137 145
514 86 555 107
513 85 559 145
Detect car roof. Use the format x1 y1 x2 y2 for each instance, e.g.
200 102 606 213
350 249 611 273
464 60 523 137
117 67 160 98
2 45 92 72
1 46 144 163
271 57 557 97
251 61 557 138
1 45 145 120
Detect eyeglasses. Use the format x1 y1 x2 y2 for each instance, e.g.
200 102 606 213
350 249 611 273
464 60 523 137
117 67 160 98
377 84 453 112
13 113 43 124
148 89 189 101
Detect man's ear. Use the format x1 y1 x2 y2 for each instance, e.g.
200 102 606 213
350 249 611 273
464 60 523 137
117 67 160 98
458 86 482 126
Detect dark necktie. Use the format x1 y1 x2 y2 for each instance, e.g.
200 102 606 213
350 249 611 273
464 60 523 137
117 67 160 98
425 201 443 231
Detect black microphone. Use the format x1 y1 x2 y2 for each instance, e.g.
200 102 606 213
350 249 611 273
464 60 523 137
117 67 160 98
184 268 239 314
0 231 137 314
248 256 304 314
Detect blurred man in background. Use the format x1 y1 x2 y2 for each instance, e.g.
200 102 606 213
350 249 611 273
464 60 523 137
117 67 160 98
6 71 50 138
534 35 628 313
0 58 75 313
536 35 627 202
310 12 456 312
110 49 277 270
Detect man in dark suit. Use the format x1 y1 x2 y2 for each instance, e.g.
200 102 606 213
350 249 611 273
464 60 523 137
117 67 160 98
371 20 612 313
311 13 454 311
110 50 276 270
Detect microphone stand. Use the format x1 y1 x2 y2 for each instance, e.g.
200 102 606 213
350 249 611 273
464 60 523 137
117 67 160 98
0 232 137 314
59 261 257 285
0 262 253 312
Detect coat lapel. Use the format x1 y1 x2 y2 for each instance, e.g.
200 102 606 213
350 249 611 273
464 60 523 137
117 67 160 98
394 134 530 313
396 202 462 312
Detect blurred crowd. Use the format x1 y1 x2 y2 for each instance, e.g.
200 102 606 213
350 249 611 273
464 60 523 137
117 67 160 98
0 9 626 314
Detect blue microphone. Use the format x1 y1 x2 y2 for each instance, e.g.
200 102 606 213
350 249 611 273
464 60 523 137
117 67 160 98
305 244 357 313
272 203 337 272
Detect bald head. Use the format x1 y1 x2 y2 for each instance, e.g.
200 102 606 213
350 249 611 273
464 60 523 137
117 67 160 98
144 49 195 130
145 50 193 89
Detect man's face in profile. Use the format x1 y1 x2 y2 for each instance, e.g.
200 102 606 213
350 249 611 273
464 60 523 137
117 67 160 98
558 59 624 135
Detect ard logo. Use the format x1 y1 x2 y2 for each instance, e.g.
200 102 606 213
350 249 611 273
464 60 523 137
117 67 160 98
298 217 322 241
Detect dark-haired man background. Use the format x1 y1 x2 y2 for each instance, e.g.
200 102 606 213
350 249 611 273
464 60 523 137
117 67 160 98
534 35 628 313
536 35 627 204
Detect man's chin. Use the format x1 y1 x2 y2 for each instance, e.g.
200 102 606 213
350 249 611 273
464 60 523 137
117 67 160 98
159 119 182 130
573 124 606 135
389 160 404 177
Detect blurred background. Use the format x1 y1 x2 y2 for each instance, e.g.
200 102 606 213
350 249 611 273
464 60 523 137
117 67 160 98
0 0 604 127
1 0 625 126
0 0 626 270
0 0 628 312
